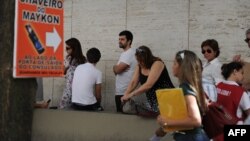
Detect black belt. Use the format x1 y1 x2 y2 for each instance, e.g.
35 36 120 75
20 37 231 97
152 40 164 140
174 127 203 135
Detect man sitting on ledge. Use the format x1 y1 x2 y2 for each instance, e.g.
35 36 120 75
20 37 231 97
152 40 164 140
71 47 103 111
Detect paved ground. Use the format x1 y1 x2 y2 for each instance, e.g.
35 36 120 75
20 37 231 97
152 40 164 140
32 109 173 141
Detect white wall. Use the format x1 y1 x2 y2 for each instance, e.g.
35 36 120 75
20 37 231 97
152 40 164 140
43 0 250 111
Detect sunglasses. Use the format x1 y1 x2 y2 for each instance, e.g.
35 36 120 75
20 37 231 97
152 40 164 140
136 48 145 53
245 38 250 43
202 49 212 54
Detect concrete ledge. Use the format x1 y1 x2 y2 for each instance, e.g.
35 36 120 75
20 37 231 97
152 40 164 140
32 109 172 141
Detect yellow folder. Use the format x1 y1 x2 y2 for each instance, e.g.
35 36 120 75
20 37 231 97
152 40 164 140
156 88 191 132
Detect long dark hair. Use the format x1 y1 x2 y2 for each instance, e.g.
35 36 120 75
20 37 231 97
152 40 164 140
135 45 161 69
65 38 86 65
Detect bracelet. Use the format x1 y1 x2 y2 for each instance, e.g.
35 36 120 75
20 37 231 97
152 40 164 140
162 122 168 128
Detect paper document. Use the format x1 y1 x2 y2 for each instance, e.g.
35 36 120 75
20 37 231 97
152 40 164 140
156 88 192 132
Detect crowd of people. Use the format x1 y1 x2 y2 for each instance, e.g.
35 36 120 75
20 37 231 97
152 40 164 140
36 29 250 141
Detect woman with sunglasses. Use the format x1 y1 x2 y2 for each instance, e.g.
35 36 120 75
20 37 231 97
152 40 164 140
121 45 175 117
201 39 224 102
59 38 86 109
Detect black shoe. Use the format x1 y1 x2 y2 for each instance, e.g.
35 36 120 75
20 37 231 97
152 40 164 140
96 106 104 111
49 106 58 109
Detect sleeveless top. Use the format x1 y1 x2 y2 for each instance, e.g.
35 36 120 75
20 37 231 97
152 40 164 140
216 82 245 121
139 64 175 112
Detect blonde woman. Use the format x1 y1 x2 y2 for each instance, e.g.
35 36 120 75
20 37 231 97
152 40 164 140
156 50 209 141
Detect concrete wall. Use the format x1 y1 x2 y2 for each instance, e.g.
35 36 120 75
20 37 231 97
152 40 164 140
43 0 250 111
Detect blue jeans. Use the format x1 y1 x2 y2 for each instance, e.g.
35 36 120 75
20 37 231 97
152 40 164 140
173 129 209 141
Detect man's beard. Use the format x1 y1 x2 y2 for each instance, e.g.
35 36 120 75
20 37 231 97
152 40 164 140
119 43 126 49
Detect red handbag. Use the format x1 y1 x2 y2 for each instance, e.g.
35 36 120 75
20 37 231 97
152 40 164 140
202 102 238 139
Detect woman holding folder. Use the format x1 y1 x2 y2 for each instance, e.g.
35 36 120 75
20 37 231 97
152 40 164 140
156 50 209 141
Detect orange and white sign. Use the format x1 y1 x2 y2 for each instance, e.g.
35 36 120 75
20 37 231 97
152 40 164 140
13 0 64 78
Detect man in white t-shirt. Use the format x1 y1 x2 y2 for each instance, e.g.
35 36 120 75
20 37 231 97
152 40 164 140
72 48 103 111
234 29 250 97
242 29 250 125
242 29 250 92
232 29 250 125
113 30 137 112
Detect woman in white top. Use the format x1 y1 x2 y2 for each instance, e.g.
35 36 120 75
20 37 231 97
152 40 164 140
201 39 224 101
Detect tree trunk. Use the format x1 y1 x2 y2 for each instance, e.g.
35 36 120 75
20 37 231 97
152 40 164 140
0 0 37 141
